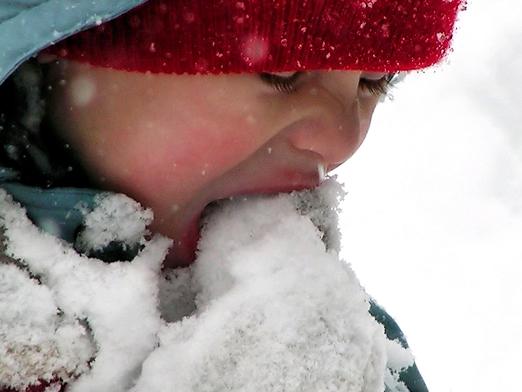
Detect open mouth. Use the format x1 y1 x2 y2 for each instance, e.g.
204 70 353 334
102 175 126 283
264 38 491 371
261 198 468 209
169 180 339 270
164 186 321 269
198 198 226 231
161 158 328 269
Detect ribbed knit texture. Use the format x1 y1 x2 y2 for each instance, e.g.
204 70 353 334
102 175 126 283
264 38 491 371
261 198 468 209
47 0 464 74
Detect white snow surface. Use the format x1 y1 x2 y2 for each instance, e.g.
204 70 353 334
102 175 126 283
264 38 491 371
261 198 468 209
0 180 413 391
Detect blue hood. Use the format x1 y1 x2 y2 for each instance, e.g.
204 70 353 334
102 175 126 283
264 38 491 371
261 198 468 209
0 0 147 240
0 0 146 85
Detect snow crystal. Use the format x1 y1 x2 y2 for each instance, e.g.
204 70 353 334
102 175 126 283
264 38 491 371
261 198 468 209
0 180 413 391
74 193 153 255
241 36 270 65
69 76 96 107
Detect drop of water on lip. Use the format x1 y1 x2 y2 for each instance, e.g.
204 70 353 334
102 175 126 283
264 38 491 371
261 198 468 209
317 163 327 182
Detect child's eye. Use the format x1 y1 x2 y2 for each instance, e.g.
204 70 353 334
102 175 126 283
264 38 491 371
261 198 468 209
358 73 397 97
259 72 303 94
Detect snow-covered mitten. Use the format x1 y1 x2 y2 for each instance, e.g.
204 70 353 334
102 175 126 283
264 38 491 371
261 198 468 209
132 180 414 392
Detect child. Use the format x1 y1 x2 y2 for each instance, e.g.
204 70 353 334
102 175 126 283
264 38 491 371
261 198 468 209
0 1 463 391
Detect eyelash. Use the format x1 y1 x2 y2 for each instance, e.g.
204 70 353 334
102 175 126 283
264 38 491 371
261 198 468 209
259 72 303 94
359 74 397 97
259 72 397 97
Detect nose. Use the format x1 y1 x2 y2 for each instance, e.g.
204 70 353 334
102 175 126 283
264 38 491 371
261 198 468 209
284 71 370 170
286 99 363 168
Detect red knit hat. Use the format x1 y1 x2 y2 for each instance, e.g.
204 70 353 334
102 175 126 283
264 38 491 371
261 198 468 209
48 0 464 74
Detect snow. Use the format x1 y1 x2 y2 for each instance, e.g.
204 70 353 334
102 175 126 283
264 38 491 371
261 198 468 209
335 1 522 391
69 76 96 107
0 263 93 388
132 180 411 392
0 191 170 392
1 180 413 391
241 35 270 65
74 193 154 255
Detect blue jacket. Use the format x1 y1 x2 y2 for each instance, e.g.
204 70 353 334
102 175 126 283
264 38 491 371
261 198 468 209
0 2 428 391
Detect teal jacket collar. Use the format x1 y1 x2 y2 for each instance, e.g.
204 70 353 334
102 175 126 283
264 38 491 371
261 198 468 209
0 167 100 243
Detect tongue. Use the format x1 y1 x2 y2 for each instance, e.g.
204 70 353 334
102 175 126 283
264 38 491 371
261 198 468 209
162 216 201 268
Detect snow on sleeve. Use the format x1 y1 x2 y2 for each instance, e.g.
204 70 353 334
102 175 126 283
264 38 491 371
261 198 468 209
383 339 414 392
132 179 412 392
0 190 171 392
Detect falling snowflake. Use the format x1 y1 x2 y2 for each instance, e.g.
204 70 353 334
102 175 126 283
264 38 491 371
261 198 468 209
241 35 269 65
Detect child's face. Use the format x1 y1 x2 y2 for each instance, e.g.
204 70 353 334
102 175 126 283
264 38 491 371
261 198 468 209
46 61 383 267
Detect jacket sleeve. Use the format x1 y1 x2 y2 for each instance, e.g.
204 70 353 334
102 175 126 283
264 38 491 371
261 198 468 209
369 300 429 392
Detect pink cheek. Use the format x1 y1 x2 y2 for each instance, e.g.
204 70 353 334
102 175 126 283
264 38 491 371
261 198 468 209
108 131 227 194
170 121 264 173
101 107 266 200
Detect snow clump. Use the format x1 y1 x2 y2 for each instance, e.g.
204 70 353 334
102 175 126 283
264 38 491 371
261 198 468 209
0 180 413 392
0 263 94 389
0 190 169 392
74 193 153 255
133 180 413 392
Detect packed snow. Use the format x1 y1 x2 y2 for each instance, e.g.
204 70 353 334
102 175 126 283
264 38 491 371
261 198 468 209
0 180 413 391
